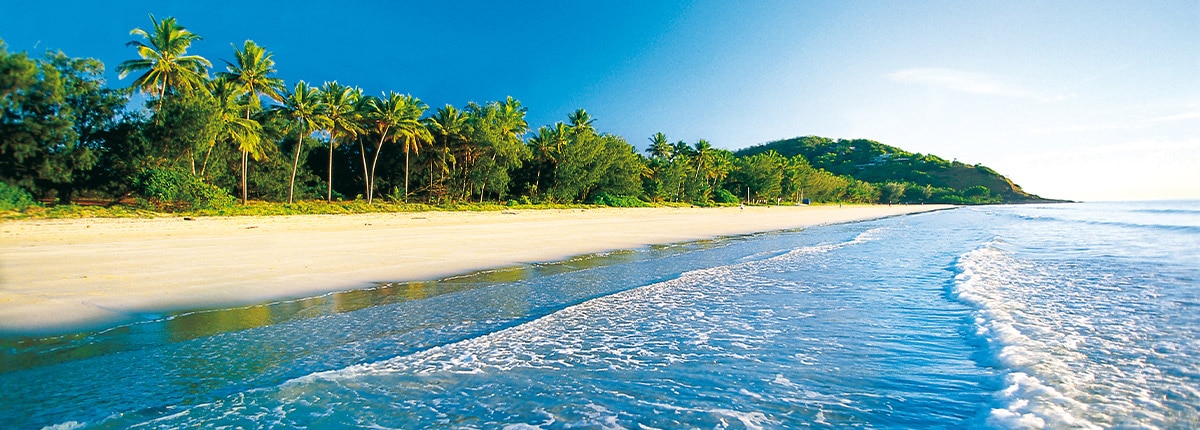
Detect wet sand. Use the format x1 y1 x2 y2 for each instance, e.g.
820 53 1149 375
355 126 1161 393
0 205 950 334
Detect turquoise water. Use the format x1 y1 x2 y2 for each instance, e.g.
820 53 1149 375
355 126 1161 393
2 202 1198 428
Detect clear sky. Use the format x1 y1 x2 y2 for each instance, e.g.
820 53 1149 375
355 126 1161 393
3 0 1197 201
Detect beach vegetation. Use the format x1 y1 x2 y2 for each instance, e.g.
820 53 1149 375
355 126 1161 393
0 17 1055 218
0 181 38 211
132 166 234 209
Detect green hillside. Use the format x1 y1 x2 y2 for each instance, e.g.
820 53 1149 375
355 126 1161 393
736 136 1058 203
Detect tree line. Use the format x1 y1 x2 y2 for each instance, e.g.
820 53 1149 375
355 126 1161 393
3 15 960 211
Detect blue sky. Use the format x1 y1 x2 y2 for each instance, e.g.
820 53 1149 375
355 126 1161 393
3 1 1197 200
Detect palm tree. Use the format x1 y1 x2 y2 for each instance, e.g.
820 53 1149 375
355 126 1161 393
647 132 672 160
672 140 694 161
219 40 285 112
424 105 470 202
479 97 529 202
319 82 362 201
392 94 431 201
708 149 735 189
207 76 266 204
272 81 329 203
117 14 211 107
498 96 530 143
364 93 398 203
219 40 285 204
528 122 569 197
364 92 427 203
354 92 379 200
694 139 714 175
567 108 595 137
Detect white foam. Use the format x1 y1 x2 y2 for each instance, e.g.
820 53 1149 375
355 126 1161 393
41 422 86 430
709 409 775 430
950 242 1193 429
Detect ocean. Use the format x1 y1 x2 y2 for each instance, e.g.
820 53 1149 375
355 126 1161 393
2 202 1197 429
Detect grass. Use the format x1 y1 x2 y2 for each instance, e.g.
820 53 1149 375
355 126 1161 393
0 198 838 221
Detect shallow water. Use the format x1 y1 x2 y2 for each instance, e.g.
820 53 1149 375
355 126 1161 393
2 202 1197 429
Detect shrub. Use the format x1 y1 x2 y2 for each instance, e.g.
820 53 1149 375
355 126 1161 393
713 188 739 204
0 182 38 211
132 168 235 210
589 193 647 207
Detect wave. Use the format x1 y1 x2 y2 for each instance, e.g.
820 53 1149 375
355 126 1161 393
114 225 892 429
1132 208 1200 215
951 243 1101 429
950 238 1200 429
977 208 1200 234
303 227 887 383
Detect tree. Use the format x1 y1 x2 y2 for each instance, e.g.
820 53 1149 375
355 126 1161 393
362 92 428 203
319 81 362 201
693 139 713 176
567 108 595 136
392 94 430 201
207 76 265 204
272 81 328 203
671 140 694 161
116 15 211 105
1 43 95 202
526 122 568 199
464 97 529 202
219 40 284 204
879 182 907 204
646 132 672 160
730 151 784 202
423 104 470 202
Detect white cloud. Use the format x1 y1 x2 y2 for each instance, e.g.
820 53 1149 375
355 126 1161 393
1029 108 1200 134
885 67 1062 101
1150 110 1200 123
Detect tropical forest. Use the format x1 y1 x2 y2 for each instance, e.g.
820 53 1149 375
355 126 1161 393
0 16 1053 216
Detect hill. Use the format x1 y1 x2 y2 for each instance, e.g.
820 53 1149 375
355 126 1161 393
736 136 1060 203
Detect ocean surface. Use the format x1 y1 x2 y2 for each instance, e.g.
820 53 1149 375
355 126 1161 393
2 202 1198 429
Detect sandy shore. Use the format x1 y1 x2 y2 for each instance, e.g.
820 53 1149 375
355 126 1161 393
0 205 950 334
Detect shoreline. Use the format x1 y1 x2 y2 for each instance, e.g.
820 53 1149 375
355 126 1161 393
0 205 952 335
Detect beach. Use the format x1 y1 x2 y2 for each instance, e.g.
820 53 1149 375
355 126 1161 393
0 205 947 334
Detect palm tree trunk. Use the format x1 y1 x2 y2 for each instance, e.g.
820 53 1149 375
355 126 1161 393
155 84 166 116
359 139 371 202
288 129 305 204
327 133 335 201
404 145 410 202
369 142 385 204
242 109 252 205
241 150 249 205
200 143 214 177
533 171 540 199
368 127 390 204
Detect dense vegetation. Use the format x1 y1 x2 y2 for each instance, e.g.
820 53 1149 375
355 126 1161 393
737 137 1053 204
1 16 1051 216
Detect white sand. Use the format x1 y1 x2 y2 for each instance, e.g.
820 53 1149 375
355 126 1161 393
0 205 950 334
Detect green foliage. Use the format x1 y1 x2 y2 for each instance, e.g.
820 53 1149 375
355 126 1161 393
737 136 1049 203
1 41 124 203
143 91 222 164
116 14 212 97
713 188 739 204
728 151 784 202
588 193 647 207
6 22 1053 211
132 167 234 209
0 181 38 211
550 120 643 203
